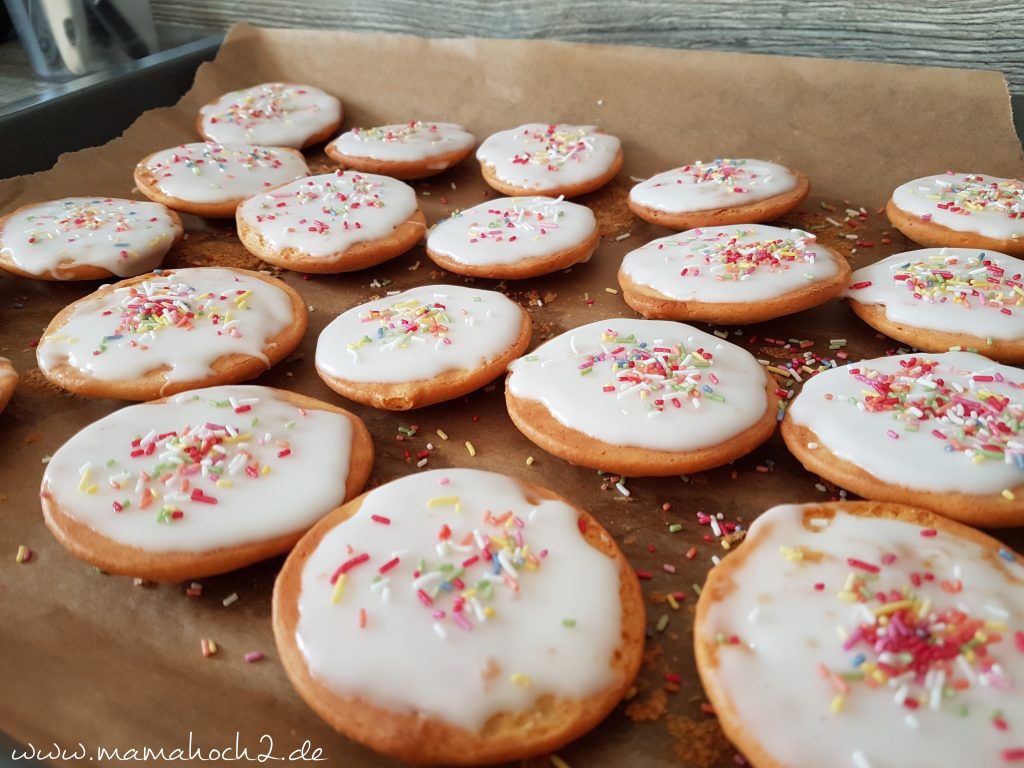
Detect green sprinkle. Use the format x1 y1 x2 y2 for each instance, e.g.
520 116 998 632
561 618 576 628
656 614 670 632
668 523 683 533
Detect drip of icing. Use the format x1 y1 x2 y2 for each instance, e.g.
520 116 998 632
629 158 798 213
891 173 1024 241
701 503 1024 768
331 122 475 164
507 318 769 451
140 143 310 204
427 196 597 266
846 248 1024 341
295 468 623 732
621 224 840 302
43 385 353 552
37 267 295 383
199 83 341 148
789 351 1024 493
236 171 419 258
0 197 180 278
476 123 621 190
316 284 524 383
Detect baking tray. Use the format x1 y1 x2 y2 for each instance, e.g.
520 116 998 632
2 25 1024 768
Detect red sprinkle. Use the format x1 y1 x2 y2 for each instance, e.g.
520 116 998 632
378 557 400 574
920 529 938 538
371 514 391 525
330 553 369 583
846 557 880 573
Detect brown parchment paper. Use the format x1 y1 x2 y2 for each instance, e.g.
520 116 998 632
2 23 1024 768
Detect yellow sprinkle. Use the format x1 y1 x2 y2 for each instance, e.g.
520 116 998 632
261 465 272 475
78 469 93 493
666 593 680 610
605 287 618 294
779 545 804 562
1002 489 1015 500
436 429 449 440
830 695 845 714
986 621 1009 631
484 607 496 618
15 545 29 564
427 495 460 508
837 591 858 603
766 365 791 378
871 669 887 684
85 484 98 495
465 441 476 457
222 432 252 444
234 290 252 305
550 756 572 768
918 598 932 619
461 589 477 599
526 456 535 466
216 479 233 488
974 630 988 643
965 649 977 663
873 599 914 616
509 672 532 688
331 574 347 604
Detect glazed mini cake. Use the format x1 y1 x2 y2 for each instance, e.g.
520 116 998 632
0 357 16 414
476 123 623 198
628 158 810 230
41 385 373 581
887 172 1024 256
696 500 1024 768
315 285 531 410
236 170 426 273
618 224 849 323
273 468 645 764
134 142 311 218
198 82 342 149
0 197 183 280
783 351 1024 527
845 247 1024 363
425 196 600 279
325 121 476 179
36 267 307 401
505 318 778 476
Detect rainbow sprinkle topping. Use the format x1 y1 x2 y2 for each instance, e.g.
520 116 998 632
511 125 596 171
654 158 772 193
207 84 318 129
23 198 150 246
831 357 1024 468
253 172 385 236
659 228 820 281
349 121 442 144
920 174 1024 220
81 394 294 523
330 501 546 637
346 297 474 357
154 144 287 179
850 251 1024 314
461 198 566 244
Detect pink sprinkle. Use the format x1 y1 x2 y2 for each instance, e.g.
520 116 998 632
920 529 938 538
847 557 880 573
886 429 900 440
814 582 825 591
439 477 450 486
1015 631 1024 653
417 589 434 606
371 514 391 525
881 553 897 565
244 651 264 663
663 563 677 574
1002 748 1024 762
379 557 400 574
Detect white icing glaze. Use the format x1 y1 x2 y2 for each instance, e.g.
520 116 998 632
891 173 1024 241
427 196 597 267
199 83 341 149
629 158 798 213
43 385 354 552
37 268 296 386
236 171 419 259
507 318 769 451
476 123 621 191
295 468 623 732
316 285 524 384
621 224 841 302
330 122 475 165
846 248 1024 341
701 503 1024 768
788 351 1024 494
139 143 310 205
0 197 180 278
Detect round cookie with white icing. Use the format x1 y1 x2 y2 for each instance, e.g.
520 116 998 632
197 82 342 149
695 500 1024 768
41 385 373 581
618 224 849 323
316 285 531 411
134 142 311 218
628 158 810 230
887 173 1024 256
0 197 183 281
425 196 600 279
846 248 1024 363
505 318 778 476
272 468 644 765
325 121 476 180
236 171 426 273
782 351 1024 527
0 357 17 415
37 267 307 401
476 123 623 198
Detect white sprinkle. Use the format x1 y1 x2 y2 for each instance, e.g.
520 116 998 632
222 593 239 607
710 517 722 537
433 622 447 639
614 232 631 242
851 750 874 768
615 481 630 497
